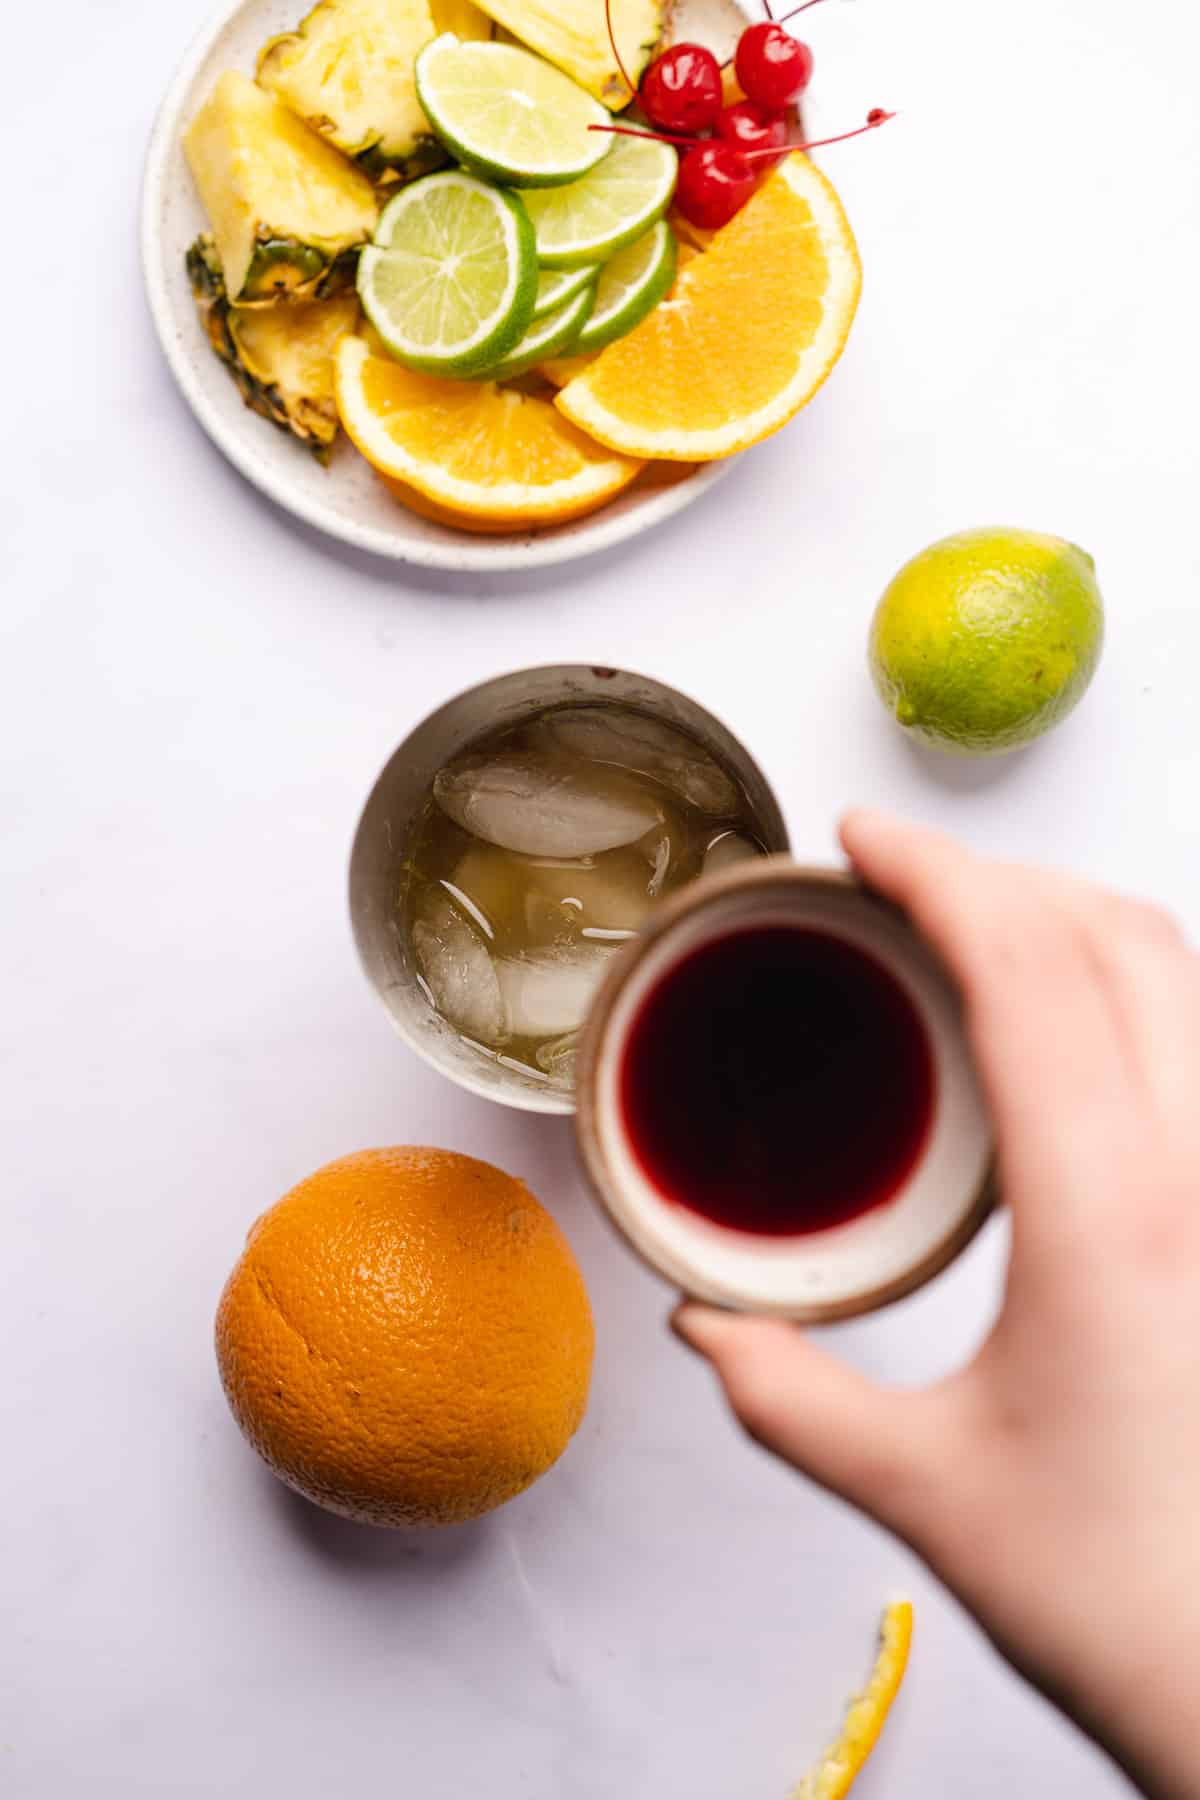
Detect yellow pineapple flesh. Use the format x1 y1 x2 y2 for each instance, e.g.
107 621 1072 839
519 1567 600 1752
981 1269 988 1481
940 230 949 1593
465 0 665 107
429 0 494 40
261 0 452 181
184 71 378 303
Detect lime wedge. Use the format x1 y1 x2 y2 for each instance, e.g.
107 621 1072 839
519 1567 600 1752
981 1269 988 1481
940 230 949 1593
532 264 599 320
522 132 679 269
357 169 537 375
482 282 597 380
415 34 612 188
576 221 676 354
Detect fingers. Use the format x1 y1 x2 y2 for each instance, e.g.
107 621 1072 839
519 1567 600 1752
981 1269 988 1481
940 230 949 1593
837 811 1112 1078
840 808 1200 1245
840 809 1129 1123
839 809 1191 1116
672 1303 942 1544
840 810 1191 985
1095 893 1189 956
1081 929 1200 1127
839 809 985 986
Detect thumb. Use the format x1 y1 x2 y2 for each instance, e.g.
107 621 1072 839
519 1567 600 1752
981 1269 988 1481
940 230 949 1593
673 1303 941 1543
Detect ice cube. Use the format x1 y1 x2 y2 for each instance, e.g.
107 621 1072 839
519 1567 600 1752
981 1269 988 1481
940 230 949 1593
522 845 654 943
533 707 740 816
434 752 662 859
412 897 506 1045
702 831 764 877
536 1033 579 1090
496 945 615 1040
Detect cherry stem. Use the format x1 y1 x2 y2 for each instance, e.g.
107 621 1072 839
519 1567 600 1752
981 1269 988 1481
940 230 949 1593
773 0 831 24
742 108 895 158
720 0 830 71
589 122 704 149
604 0 638 103
588 110 896 157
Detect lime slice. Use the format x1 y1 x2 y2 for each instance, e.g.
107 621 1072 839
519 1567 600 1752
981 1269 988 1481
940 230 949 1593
522 132 679 269
532 264 599 320
357 169 537 375
482 282 597 380
575 221 676 354
415 34 612 188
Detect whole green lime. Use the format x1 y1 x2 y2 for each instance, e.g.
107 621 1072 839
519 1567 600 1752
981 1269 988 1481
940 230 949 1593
868 528 1105 755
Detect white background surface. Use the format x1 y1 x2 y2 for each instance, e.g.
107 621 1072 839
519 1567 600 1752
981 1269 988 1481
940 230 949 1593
4 0 1198 1793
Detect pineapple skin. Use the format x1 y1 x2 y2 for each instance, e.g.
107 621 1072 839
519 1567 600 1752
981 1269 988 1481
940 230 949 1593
184 72 378 304
350 138 445 187
465 0 667 106
187 236 360 461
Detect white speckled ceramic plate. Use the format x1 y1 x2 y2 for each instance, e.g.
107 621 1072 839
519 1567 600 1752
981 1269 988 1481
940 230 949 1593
142 0 756 571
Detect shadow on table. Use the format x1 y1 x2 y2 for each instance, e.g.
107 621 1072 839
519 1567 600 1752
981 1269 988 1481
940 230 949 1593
270 1480 494 1574
268 476 739 602
901 734 1035 793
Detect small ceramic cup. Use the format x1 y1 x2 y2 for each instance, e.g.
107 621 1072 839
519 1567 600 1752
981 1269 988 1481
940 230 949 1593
575 860 997 1320
349 665 790 1115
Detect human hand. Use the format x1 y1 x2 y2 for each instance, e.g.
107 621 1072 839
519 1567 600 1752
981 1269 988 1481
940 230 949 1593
674 810 1200 1800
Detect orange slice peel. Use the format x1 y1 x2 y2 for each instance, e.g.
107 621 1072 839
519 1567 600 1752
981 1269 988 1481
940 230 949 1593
794 1600 913 1800
556 153 862 462
335 335 642 526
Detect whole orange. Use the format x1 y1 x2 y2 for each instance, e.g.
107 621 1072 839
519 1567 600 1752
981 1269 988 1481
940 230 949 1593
215 1148 594 1527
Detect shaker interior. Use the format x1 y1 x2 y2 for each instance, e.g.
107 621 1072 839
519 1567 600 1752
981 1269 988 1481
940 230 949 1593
350 665 791 1114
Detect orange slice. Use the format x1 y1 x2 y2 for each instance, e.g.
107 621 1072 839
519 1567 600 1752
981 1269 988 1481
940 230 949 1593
335 336 642 526
380 458 701 534
557 153 861 461
794 1601 913 1800
377 474 563 536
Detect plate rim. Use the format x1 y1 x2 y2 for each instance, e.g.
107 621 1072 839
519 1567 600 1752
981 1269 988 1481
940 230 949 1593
139 0 735 574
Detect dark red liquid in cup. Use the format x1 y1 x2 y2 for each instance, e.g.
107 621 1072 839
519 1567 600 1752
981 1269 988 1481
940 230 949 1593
619 926 936 1237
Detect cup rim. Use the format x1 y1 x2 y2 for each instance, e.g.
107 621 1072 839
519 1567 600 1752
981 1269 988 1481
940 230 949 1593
574 857 998 1321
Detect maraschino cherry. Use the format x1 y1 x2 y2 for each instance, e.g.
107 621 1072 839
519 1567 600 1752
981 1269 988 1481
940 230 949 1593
675 142 758 230
600 0 891 234
717 99 789 165
735 20 814 110
646 109 895 229
640 42 724 135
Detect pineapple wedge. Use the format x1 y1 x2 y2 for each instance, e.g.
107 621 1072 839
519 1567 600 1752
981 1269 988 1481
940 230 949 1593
184 72 377 304
258 0 491 183
187 236 360 461
429 0 494 38
465 0 665 106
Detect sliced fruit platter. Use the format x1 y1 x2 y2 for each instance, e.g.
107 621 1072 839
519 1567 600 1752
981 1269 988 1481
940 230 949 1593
145 0 875 566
